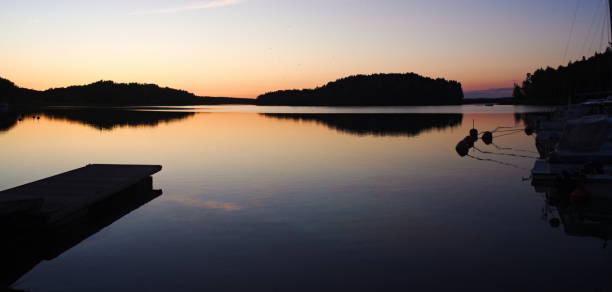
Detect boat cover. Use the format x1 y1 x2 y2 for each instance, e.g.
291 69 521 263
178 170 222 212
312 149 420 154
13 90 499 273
557 115 611 153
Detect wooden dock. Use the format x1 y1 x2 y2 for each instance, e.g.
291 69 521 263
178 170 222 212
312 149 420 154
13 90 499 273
0 164 162 226
0 164 163 289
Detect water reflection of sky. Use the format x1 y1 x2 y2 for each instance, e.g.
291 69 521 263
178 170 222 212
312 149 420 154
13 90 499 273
1 106 610 291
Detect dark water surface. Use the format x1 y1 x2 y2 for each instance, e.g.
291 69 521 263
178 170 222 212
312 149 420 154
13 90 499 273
1 105 610 291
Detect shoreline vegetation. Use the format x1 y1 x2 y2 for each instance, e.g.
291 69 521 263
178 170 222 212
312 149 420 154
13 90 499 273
513 48 612 104
0 78 254 106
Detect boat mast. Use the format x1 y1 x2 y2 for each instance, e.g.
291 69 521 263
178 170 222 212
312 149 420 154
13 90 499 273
609 0 612 45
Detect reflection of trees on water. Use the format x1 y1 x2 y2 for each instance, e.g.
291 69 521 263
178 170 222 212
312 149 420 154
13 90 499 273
0 108 195 132
262 114 463 137
513 111 553 126
0 110 23 132
42 109 195 130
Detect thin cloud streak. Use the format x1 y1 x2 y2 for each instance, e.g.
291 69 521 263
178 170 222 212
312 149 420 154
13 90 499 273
130 0 243 15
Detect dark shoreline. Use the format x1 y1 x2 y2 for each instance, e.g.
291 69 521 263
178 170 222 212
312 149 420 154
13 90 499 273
3 100 560 109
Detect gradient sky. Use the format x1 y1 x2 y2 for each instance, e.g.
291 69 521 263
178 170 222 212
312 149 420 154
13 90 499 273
1 0 610 97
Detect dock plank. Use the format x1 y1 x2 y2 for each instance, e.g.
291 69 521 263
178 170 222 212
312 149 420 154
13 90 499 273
0 164 162 225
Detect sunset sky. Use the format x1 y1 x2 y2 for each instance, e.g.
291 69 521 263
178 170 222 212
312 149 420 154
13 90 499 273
1 0 610 98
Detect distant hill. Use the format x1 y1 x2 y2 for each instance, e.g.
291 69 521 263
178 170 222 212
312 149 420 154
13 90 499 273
513 49 612 104
0 78 254 106
0 78 40 103
256 73 464 106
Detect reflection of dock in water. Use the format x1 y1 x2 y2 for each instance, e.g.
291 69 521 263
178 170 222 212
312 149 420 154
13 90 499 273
0 164 163 289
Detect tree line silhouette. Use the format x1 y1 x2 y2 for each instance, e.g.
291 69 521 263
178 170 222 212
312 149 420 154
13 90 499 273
256 73 464 106
513 48 612 104
0 78 253 106
0 78 39 103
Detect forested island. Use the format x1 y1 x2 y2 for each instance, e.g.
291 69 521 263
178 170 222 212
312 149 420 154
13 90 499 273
0 78 253 106
256 73 464 106
513 49 612 104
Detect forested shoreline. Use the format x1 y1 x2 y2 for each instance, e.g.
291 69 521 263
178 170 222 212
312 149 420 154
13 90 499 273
0 78 253 106
513 49 612 104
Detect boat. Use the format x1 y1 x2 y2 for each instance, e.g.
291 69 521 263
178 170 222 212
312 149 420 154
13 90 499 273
522 96 612 157
531 115 612 182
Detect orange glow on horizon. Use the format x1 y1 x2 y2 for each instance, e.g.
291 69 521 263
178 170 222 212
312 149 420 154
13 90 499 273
2 0 605 98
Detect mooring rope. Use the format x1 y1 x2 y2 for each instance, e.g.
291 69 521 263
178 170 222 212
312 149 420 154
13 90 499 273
563 0 583 64
492 143 539 154
479 126 520 136
493 129 525 139
493 128 525 133
473 146 539 159
467 154 530 170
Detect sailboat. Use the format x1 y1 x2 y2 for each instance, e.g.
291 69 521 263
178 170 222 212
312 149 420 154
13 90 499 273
530 1 612 185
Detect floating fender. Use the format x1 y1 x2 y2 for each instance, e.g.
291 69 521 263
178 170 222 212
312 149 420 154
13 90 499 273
456 135 478 157
570 187 590 202
482 131 493 145
469 128 478 139
463 135 477 148
455 140 470 157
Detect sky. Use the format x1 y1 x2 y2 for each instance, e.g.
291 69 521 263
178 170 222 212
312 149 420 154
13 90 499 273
1 0 610 98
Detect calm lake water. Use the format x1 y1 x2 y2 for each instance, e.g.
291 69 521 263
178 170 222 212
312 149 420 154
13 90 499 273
1 105 610 291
